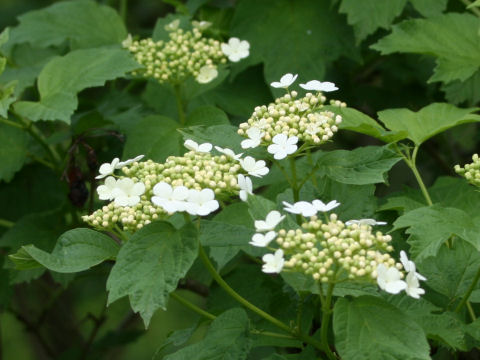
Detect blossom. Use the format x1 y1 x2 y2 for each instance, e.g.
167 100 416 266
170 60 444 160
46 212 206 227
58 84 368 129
237 174 253 201
151 182 189 213
270 73 298 88
262 249 285 273
196 65 218 84
239 156 269 177
96 158 120 179
97 176 118 200
164 19 180 31
111 178 145 207
214 146 243 161
267 134 298 160
117 155 144 168
283 201 317 217
405 272 425 299
192 20 211 30
250 231 277 247
184 139 212 153
241 127 264 149
399 251 427 281
345 219 387 226
185 188 219 216
376 264 407 294
312 199 341 212
221 37 250 62
122 34 133 48
299 80 338 92
254 210 285 232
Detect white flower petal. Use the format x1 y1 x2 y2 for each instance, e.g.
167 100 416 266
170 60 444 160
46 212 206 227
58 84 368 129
270 73 298 88
299 80 338 92
262 249 285 273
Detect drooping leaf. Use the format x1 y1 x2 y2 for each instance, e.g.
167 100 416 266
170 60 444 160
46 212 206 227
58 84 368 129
107 222 198 327
0 122 28 182
333 296 430 360
409 0 448 17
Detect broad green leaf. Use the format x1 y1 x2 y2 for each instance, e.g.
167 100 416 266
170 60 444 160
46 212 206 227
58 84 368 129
0 28 8 50
393 205 480 261
230 0 356 85
333 296 430 360
409 0 448 17
164 308 251 360
468 0 480 8
339 0 407 43
246 195 277 220
186 105 229 127
0 258 12 309
0 80 16 117
13 48 139 123
315 146 402 185
7 0 126 51
442 71 480 106
179 124 245 153
377 103 480 146
372 14 480 83
9 228 119 272
107 222 198 327
0 122 28 182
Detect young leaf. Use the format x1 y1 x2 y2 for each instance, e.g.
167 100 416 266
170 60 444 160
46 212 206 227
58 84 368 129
107 222 198 327
409 0 448 17
0 122 28 182
333 296 430 360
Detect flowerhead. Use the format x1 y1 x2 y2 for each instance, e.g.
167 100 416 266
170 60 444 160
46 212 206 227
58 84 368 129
267 134 298 160
376 264 407 294
221 37 250 62
96 158 120 179
237 174 253 201
111 178 145 207
300 80 338 92
97 176 118 200
241 127 264 149
405 271 425 299
184 139 212 153
270 73 298 88
250 231 276 247
151 182 189 213
312 199 341 212
254 210 285 232
215 146 243 161
239 156 269 177
283 201 317 217
185 188 219 216
262 249 285 273
196 65 218 84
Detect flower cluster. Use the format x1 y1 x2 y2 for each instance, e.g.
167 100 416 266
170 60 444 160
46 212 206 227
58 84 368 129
124 20 248 85
454 154 480 187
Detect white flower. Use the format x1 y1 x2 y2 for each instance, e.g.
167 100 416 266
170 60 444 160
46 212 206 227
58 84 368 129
399 251 427 281
151 182 189 213
184 139 212 153
270 73 298 88
312 200 341 212
111 178 145 207
215 146 243 161
267 134 298 160
192 20 211 30
96 158 120 179
185 188 219 216
305 123 320 136
117 155 144 168
122 34 133 48
254 210 285 232
221 37 250 62
282 201 317 217
262 249 285 273
345 219 387 226
237 174 253 201
239 156 269 177
376 264 407 294
299 80 338 92
196 65 218 84
97 176 118 200
164 19 180 31
241 127 264 149
405 272 425 299
250 231 276 247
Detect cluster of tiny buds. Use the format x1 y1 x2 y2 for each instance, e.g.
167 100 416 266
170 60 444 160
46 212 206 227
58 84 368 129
238 91 343 146
454 154 480 187
276 214 397 283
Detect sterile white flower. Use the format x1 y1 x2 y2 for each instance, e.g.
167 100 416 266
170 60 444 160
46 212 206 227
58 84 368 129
184 139 213 153
151 182 189 213
262 249 285 273
299 80 338 92
97 176 118 200
122 34 133 48
312 200 341 212
164 19 180 31
250 231 277 247
282 201 317 217
196 65 218 84
111 178 145 207
405 271 426 299
214 146 243 161
376 264 407 294
117 155 144 168
399 251 427 281
254 210 285 232
267 134 298 160
241 127 264 149
185 188 219 216
239 156 269 177
96 158 120 179
192 20 211 30
221 37 250 62
270 73 298 88
345 219 387 226
237 174 253 201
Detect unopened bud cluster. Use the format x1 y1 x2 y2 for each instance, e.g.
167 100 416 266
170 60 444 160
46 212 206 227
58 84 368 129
276 214 398 283
454 154 480 187
126 24 226 84
238 91 344 146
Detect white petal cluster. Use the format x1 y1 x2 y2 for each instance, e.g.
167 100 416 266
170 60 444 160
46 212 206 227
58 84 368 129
262 249 285 273
237 174 253 201
270 73 298 88
96 155 144 179
196 65 218 84
184 139 212 153
283 199 340 217
250 231 276 247
97 177 146 207
240 127 264 149
254 210 285 232
300 80 338 92
267 134 298 160
239 156 269 177
221 37 250 62
345 219 387 226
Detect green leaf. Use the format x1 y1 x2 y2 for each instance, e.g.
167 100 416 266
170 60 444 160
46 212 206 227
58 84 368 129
0 122 28 182
0 28 9 50
442 71 480 106
186 105 229 127
179 124 245 153
164 308 251 360
333 296 430 360
468 0 480 8
107 222 198 327
13 47 138 123
7 0 126 50
372 14 480 83
339 0 407 43
9 228 119 272
409 0 448 17
152 14 192 42
377 103 480 146
0 80 17 117
393 205 480 261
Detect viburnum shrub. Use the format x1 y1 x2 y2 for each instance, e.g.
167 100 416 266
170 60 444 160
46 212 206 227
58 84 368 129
3 1 480 359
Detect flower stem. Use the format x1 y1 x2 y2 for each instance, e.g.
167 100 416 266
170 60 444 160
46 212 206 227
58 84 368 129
455 266 480 314
289 156 302 224
170 291 216 321
0 117 24 129
174 84 186 126
319 282 337 360
119 0 128 22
